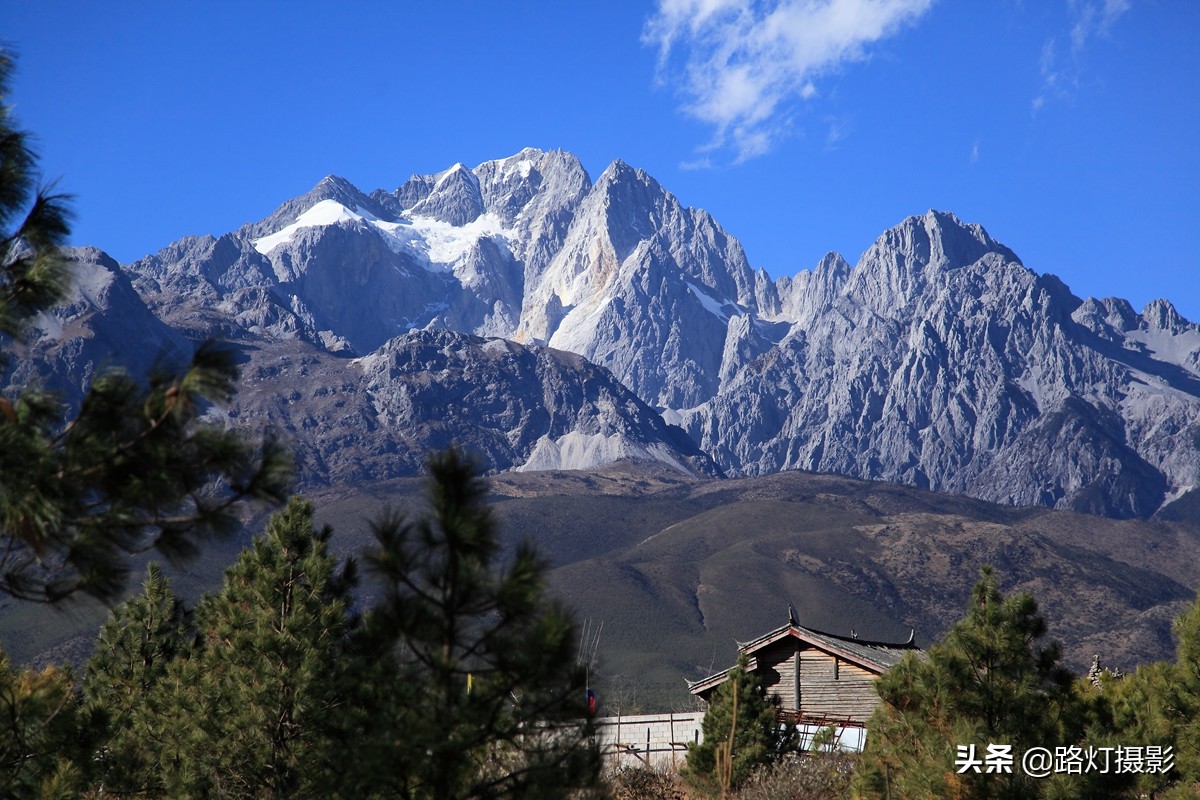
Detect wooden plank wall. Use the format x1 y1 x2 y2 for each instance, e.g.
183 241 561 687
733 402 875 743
754 641 882 724
798 650 879 722
757 640 799 708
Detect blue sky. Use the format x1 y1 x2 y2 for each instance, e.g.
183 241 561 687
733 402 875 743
7 1 1198 320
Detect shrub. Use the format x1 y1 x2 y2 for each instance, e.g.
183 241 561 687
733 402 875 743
609 765 688 800
734 750 857 800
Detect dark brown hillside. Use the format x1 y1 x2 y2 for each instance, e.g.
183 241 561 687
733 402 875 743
484 465 1200 709
3 462 1197 713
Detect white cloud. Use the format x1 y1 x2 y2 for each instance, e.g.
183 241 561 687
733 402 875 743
1070 0 1132 56
1034 0 1132 111
825 116 849 149
680 155 715 170
644 0 934 163
970 140 979 164
1033 37 1062 112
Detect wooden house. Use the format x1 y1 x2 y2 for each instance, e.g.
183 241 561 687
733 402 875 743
687 610 920 728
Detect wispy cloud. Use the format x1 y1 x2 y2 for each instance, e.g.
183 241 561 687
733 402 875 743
1034 37 1061 112
825 116 850 149
1070 0 1131 56
1033 0 1132 112
644 0 934 164
680 155 715 171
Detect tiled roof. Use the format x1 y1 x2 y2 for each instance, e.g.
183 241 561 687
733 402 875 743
687 621 920 695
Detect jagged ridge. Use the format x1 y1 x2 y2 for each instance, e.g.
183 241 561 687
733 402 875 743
92 152 1200 516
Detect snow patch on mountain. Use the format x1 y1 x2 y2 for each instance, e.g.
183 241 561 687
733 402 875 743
688 281 735 322
252 196 516 278
1163 484 1196 507
390 212 512 267
548 296 610 354
252 199 366 254
516 431 690 474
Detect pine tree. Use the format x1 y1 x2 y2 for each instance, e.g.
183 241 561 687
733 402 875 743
0 648 93 798
1166 592 1200 794
1105 590 1200 799
0 54 71 348
0 48 290 604
684 654 799 794
364 449 601 800
855 566 1085 800
83 562 190 796
156 498 365 799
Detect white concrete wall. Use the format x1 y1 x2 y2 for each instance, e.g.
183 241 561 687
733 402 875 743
594 712 704 771
594 712 867 771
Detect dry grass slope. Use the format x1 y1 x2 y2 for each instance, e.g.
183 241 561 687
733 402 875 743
3 461 1197 712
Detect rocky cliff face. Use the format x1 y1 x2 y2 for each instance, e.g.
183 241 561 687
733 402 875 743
3 247 190 407
525 159 777 409
223 328 720 486
683 211 1200 518
11 243 718 485
48 150 1200 516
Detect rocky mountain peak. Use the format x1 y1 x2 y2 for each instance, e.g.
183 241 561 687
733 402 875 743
584 159 680 268
408 162 485 226
841 210 1027 316
1143 299 1192 333
473 148 592 233
377 174 435 216
240 175 389 242
775 251 852 324
6 247 190 408
885 210 1019 271
1072 296 1141 340
315 174 360 196
93 149 1200 519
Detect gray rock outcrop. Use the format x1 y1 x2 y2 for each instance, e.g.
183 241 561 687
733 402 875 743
55 151 1200 516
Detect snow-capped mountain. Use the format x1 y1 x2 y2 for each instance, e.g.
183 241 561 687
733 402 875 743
12 243 719 483
67 149 1200 516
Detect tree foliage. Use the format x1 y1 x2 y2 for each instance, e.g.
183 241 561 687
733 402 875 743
154 497 366 799
855 566 1085 799
685 654 799 793
0 48 290 603
10 452 603 799
0 650 93 798
1164 593 1200 792
83 561 190 796
0 54 71 346
364 449 601 800
1102 590 1200 799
